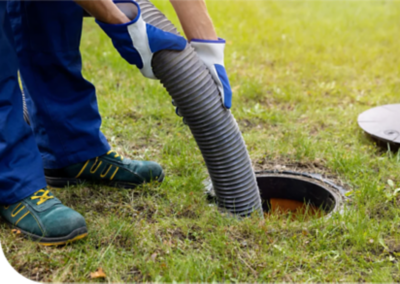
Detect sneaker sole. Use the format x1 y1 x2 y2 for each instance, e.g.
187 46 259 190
45 171 165 189
9 224 88 246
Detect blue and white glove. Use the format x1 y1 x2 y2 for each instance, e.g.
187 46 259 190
96 0 187 79
191 38 233 109
173 38 233 121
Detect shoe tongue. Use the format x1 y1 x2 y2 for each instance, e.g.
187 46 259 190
34 189 53 197
26 193 61 212
33 189 55 202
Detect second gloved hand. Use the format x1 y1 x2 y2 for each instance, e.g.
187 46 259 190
191 38 232 109
173 38 233 122
96 0 187 79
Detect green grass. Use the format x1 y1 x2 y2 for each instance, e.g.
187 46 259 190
2 0 400 282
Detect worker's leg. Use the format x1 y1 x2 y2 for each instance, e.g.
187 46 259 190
0 0 46 205
7 0 110 169
7 0 164 188
0 1 88 246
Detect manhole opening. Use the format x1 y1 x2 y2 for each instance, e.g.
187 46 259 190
205 171 345 219
257 173 339 218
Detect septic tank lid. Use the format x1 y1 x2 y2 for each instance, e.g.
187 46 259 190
358 104 400 145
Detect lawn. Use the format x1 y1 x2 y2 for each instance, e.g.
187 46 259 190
1 0 400 282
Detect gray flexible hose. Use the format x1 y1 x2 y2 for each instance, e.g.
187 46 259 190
136 0 263 217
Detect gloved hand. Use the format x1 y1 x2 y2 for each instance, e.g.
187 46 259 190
191 38 232 109
96 0 187 79
173 38 232 121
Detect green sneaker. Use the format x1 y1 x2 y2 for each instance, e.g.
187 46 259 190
44 150 164 189
0 188 87 246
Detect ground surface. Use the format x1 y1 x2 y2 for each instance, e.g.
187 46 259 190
1 0 400 282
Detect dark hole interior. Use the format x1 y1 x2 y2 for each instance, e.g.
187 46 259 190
256 175 336 213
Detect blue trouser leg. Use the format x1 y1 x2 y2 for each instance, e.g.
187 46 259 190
7 0 110 169
0 1 46 205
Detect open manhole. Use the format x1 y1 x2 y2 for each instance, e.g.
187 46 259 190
256 171 345 218
205 170 346 219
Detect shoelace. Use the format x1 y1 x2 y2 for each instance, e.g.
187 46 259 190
107 149 124 160
31 189 54 205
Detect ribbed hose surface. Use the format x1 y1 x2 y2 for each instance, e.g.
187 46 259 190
137 0 263 217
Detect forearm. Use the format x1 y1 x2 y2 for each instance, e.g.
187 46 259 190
74 0 132 24
170 0 218 41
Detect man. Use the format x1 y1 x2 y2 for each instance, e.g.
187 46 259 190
0 0 232 245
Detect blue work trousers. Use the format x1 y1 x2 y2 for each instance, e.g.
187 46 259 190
0 1 46 204
1 1 110 204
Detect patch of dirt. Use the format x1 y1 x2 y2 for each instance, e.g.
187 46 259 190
386 238 400 255
132 203 158 223
186 224 203 241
